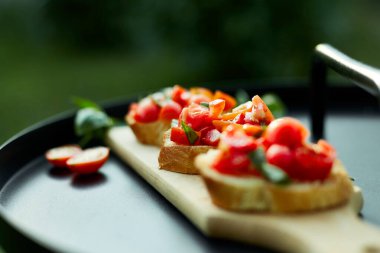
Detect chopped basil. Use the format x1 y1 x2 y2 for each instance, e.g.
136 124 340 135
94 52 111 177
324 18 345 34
73 97 102 110
249 147 290 185
181 120 199 145
73 97 117 147
200 102 209 108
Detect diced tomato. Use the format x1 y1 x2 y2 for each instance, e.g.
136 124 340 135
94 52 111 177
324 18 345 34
189 94 212 105
182 103 212 131
291 145 334 181
170 127 190 145
209 99 226 119
46 145 82 167
251 95 275 125
200 128 221 146
66 146 109 174
212 120 231 132
232 101 253 113
317 139 337 159
221 111 241 121
212 152 260 176
134 98 161 123
159 100 182 121
214 90 236 111
266 144 295 176
265 117 309 149
233 113 246 124
172 85 189 107
220 125 257 153
256 137 271 151
242 124 262 136
190 87 214 99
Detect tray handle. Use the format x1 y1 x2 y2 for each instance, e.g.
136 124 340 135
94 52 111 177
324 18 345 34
310 43 380 141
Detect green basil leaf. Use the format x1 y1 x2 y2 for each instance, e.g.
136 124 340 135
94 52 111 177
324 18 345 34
249 147 266 167
181 120 199 145
235 89 250 105
249 147 290 185
261 163 290 185
72 97 102 110
200 102 209 108
262 93 287 118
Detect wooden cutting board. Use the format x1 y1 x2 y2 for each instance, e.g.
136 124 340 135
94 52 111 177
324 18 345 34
106 126 380 253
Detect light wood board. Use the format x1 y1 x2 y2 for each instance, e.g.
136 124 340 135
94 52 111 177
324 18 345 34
106 126 380 253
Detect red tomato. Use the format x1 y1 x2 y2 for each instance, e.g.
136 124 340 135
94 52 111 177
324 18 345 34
172 85 189 107
251 95 275 125
66 146 109 174
209 99 225 119
213 90 236 111
317 139 337 159
189 87 214 99
134 98 161 123
292 145 334 181
266 144 295 176
182 103 212 131
213 152 260 176
170 127 190 145
200 128 221 146
46 145 82 167
220 125 257 153
265 117 309 148
233 113 245 124
159 100 182 121
189 94 212 105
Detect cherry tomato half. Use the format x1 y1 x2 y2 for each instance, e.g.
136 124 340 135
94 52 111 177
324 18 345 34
66 146 109 174
265 117 309 148
133 98 161 123
159 100 182 121
46 145 82 167
292 145 334 181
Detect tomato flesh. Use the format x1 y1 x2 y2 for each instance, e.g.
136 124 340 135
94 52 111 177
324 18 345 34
170 127 190 145
292 145 333 181
213 152 260 176
220 126 257 153
159 100 182 121
200 128 221 146
265 117 308 148
266 144 295 176
182 103 212 131
46 145 82 167
209 99 225 118
133 98 160 123
251 95 275 125
66 147 109 174
213 90 236 111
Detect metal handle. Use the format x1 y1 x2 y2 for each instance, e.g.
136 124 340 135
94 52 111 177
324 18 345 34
310 44 380 141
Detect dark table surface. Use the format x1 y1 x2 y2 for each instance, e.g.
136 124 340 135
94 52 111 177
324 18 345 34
0 86 380 253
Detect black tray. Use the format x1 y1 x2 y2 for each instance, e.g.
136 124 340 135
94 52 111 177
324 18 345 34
0 85 380 253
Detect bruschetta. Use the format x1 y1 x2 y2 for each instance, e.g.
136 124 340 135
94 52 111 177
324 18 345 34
158 95 274 174
195 119 353 212
126 85 236 146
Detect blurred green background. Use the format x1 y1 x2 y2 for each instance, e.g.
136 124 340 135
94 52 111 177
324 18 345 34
1 0 380 143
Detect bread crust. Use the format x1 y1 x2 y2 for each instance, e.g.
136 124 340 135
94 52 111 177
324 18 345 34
158 130 214 174
126 113 170 147
195 150 353 212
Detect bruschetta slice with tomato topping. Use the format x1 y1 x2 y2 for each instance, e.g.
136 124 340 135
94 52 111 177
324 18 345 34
195 119 353 212
126 85 236 146
158 95 274 174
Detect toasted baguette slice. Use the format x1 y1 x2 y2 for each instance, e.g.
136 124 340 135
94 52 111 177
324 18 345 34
126 113 170 147
195 150 354 212
158 130 214 174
